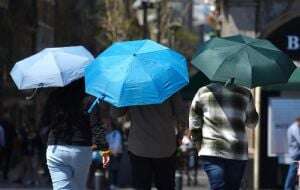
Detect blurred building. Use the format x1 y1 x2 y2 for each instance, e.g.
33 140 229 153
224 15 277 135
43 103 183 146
216 0 300 189
0 0 104 129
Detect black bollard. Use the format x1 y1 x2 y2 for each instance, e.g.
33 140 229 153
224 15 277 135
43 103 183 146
94 170 104 190
175 170 183 190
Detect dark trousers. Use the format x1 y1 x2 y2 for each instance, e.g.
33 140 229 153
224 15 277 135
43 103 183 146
1 149 12 180
108 155 122 186
129 152 176 190
284 162 298 190
201 156 246 190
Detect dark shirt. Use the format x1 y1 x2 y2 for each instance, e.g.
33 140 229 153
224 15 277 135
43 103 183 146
111 93 187 158
40 95 108 151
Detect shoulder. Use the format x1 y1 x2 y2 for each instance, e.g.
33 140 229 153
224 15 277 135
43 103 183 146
289 122 299 131
196 85 211 96
232 85 252 98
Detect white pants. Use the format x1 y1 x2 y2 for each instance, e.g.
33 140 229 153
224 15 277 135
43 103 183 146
46 145 92 190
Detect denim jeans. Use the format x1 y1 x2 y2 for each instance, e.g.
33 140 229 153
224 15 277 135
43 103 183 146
201 156 246 190
284 162 298 190
46 145 92 190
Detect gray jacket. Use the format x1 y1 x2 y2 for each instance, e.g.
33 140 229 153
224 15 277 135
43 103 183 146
111 93 187 158
287 122 300 160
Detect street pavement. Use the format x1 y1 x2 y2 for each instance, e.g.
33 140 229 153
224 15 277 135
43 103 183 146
0 170 209 190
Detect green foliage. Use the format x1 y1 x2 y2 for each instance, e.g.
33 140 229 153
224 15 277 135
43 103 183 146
97 0 143 48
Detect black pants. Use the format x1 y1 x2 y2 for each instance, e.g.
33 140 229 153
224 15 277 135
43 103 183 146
129 151 176 190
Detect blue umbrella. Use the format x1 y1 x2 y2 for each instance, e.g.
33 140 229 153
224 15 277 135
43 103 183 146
85 39 189 110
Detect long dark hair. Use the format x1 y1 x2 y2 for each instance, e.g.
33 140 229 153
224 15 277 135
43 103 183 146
46 78 86 131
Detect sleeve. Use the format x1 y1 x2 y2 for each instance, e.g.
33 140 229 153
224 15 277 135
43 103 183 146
189 88 204 145
245 94 259 129
287 124 300 160
170 93 188 142
87 96 109 151
110 106 128 119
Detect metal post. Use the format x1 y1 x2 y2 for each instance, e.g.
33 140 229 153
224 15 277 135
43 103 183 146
254 87 261 190
175 170 182 190
94 170 104 190
156 1 161 42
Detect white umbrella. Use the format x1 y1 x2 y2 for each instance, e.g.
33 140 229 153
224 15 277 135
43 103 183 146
10 46 94 90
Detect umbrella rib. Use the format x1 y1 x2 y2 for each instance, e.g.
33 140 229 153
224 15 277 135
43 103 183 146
249 44 281 53
136 49 169 56
51 53 66 86
245 51 253 88
118 57 134 106
249 47 289 80
135 56 162 101
210 46 246 81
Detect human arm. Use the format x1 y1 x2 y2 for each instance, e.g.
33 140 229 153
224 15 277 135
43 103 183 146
245 93 259 129
86 96 110 167
189 89 204 150
171 93 188 144
287 124 300 160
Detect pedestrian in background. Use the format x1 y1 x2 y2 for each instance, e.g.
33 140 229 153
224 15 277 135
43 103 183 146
12 123 39 185
189 82 258 190
39 79 110 190
0 103 17 181
284 117 300 190
105 118 123 190
111 92 187 190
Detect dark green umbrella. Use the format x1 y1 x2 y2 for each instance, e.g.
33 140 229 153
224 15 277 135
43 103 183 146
265 66 300 91
192 35 296 88
181 71 209 100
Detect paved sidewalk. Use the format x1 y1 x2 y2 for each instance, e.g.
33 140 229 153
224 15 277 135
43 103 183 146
0 170 209 190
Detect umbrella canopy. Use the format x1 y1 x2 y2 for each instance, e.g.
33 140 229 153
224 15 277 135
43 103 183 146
181 71 209 100
265 66 300 91
85 39 189 107
10 46 94 90
288 66 300 84
192 35 296 88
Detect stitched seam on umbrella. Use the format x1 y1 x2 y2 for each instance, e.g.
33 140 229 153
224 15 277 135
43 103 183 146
247 40 280 52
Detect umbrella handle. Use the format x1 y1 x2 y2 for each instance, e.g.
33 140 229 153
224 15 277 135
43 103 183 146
87 97 100 113
225 77 235 87
25 88 39 100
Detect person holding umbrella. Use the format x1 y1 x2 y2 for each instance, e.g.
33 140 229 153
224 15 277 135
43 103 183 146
85 40 189 189
189 81 258 190
10 46 111 190
189 35 295 190
40 79 110 190
111 92 187 190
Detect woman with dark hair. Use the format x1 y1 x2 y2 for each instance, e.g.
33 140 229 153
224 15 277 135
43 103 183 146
40 79 110 190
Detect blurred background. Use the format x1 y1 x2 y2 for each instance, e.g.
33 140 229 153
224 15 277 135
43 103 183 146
1 0 300 189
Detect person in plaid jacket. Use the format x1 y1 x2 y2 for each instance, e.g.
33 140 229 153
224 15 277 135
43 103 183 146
189 82 258 190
